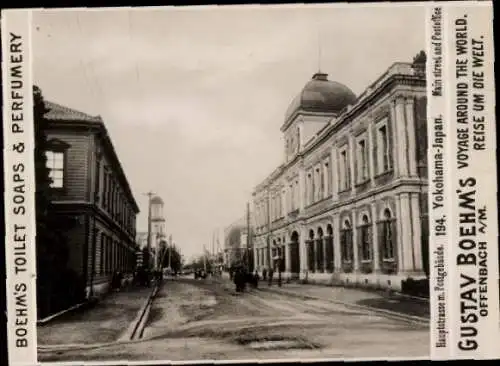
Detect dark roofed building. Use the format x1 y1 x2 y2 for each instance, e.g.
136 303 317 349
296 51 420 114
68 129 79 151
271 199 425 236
44 101 103 122
43 101 139 301
284 72 357 123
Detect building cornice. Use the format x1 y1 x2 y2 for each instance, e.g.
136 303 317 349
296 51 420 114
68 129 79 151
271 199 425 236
253 76 425 195
300 74 425 159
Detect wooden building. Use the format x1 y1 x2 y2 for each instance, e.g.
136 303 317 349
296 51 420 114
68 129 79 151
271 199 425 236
44 101 140 298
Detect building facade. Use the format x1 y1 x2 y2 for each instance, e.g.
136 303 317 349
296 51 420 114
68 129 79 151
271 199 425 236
252 55 427 291
44 101 140 298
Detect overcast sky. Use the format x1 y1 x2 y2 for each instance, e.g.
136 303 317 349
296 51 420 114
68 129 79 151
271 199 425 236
33 4 425 261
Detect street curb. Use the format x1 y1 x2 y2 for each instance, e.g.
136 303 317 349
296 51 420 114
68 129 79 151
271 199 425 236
259 287 430 325
394 292 429 302
119 284 159 341
37 302 87 326
135 285 159 339
288 278 430 303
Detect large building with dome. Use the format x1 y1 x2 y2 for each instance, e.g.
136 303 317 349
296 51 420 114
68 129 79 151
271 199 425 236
251 52 428 291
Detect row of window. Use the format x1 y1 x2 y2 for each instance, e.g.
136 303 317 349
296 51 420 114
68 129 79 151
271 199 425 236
255 178 301 227
338 118 391 191
253 208 396 272
339 209 395 262
305 158 332 206
44 149 137 238
97 232 135 275
99 161 136 237
253 118 393 225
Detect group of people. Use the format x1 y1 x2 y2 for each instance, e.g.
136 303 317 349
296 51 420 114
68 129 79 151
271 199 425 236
132 267 164 287
231 266 257 292
230 265 281 292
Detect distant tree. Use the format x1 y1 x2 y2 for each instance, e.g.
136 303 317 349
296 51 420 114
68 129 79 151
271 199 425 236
160 246 182 273
191 255 213 272
33 85 51 217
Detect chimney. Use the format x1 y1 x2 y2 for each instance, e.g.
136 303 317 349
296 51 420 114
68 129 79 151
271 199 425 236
312 72 328 81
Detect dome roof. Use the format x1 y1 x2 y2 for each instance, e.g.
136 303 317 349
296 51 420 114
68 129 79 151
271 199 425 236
285 72 357 122
151 196 164 205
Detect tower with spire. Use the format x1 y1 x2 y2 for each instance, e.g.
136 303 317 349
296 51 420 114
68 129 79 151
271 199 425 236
150 195 166 269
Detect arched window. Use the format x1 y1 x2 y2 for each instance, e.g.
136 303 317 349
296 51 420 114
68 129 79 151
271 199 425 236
308 229 315 272
325 224 334 272
316 227 324 272
382 209 395 260
359 214 371 261
280 241 286 272
341 219 353 262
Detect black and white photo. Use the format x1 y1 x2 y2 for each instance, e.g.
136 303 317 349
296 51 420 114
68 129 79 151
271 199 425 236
2 2 498 365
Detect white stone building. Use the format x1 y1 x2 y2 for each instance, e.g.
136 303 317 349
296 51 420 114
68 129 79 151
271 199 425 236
150 196 167 268
252 54 428 291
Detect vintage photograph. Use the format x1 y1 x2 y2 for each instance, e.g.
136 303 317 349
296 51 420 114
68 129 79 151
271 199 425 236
31 4 430 362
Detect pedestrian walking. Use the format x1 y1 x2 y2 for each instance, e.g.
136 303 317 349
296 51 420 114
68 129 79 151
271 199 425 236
233 267 241 292
262 267 267 281
253 269 260 289
268 267 274 286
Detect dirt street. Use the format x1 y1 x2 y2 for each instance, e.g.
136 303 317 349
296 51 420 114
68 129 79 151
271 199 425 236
39 278 429 362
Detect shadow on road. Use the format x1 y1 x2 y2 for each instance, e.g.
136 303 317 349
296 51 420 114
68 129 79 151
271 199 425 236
38 285 153 345
356 297 430 318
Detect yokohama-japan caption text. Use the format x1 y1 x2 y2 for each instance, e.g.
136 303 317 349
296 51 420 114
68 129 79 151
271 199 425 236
427 2 498 360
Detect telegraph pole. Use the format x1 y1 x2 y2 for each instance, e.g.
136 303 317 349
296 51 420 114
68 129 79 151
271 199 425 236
266 192 271 271
203 244 207 273
168 235 173 271
246 202 251 273
144 191 155 270
211 231 215 270
216 229 221 275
